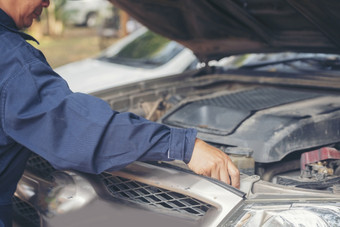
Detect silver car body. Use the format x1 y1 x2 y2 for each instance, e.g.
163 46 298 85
14 0 340 226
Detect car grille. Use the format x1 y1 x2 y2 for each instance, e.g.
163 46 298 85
99 172 211 217
26 153 56 180
24 154 211 217
12 196 40 227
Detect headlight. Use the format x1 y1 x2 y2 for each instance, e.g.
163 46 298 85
222 202 340 227
45 171 96 215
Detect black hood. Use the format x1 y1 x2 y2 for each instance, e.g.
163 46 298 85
109 0 340 62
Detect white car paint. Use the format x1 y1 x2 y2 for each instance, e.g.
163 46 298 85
55 28 197 94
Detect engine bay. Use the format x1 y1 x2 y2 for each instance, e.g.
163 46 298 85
95 68 340 193
158 86 340 192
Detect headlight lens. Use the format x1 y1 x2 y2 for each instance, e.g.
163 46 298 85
222 202 340 227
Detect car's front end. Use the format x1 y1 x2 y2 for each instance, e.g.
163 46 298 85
14 0 340 226
13 153 340 226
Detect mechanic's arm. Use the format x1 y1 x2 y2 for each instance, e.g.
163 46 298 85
3 54 240 188
188 138 240 188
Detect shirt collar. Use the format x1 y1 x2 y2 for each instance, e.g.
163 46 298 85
0 8 39 44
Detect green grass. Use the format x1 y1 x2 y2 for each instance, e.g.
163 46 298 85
29 27 118 69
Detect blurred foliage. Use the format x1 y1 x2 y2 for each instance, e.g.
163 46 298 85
30 27 114 68
30 0 68 36
25 0 125 67
53 0 68 22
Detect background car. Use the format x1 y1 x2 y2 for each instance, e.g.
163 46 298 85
14 0 340 226
55 27 198 94
62 0 112 27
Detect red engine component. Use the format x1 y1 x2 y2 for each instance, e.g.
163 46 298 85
300 147 340 170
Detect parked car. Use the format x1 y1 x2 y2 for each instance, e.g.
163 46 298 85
14 0 340 226
55 27 198 94
62 0 112 27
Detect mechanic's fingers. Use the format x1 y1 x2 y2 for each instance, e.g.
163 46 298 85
219 161 231 185
228 160 240 188
188 138 240 188
209 158 232 186
210 166 219 181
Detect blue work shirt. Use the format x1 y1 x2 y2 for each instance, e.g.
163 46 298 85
0 8 196 226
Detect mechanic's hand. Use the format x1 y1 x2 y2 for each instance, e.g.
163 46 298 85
188 138 240 188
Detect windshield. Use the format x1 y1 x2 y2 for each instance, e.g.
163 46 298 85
98 30 184 68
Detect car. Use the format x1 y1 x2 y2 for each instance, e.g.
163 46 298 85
13 0 340 226
62 0 112 27
54 27 198 94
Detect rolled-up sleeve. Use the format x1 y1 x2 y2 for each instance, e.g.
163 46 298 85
1 57 197 174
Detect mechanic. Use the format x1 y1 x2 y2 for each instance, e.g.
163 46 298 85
0 0 240 225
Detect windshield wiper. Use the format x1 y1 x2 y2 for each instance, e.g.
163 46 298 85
239 57 340 71
98 56 162 68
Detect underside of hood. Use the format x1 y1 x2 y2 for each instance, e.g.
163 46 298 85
109 0 340 62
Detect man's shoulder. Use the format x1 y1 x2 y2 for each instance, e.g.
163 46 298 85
0 28 45 62
0 29 47 85
0 27 28 52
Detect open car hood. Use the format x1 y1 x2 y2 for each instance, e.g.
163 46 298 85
109 0 340 62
